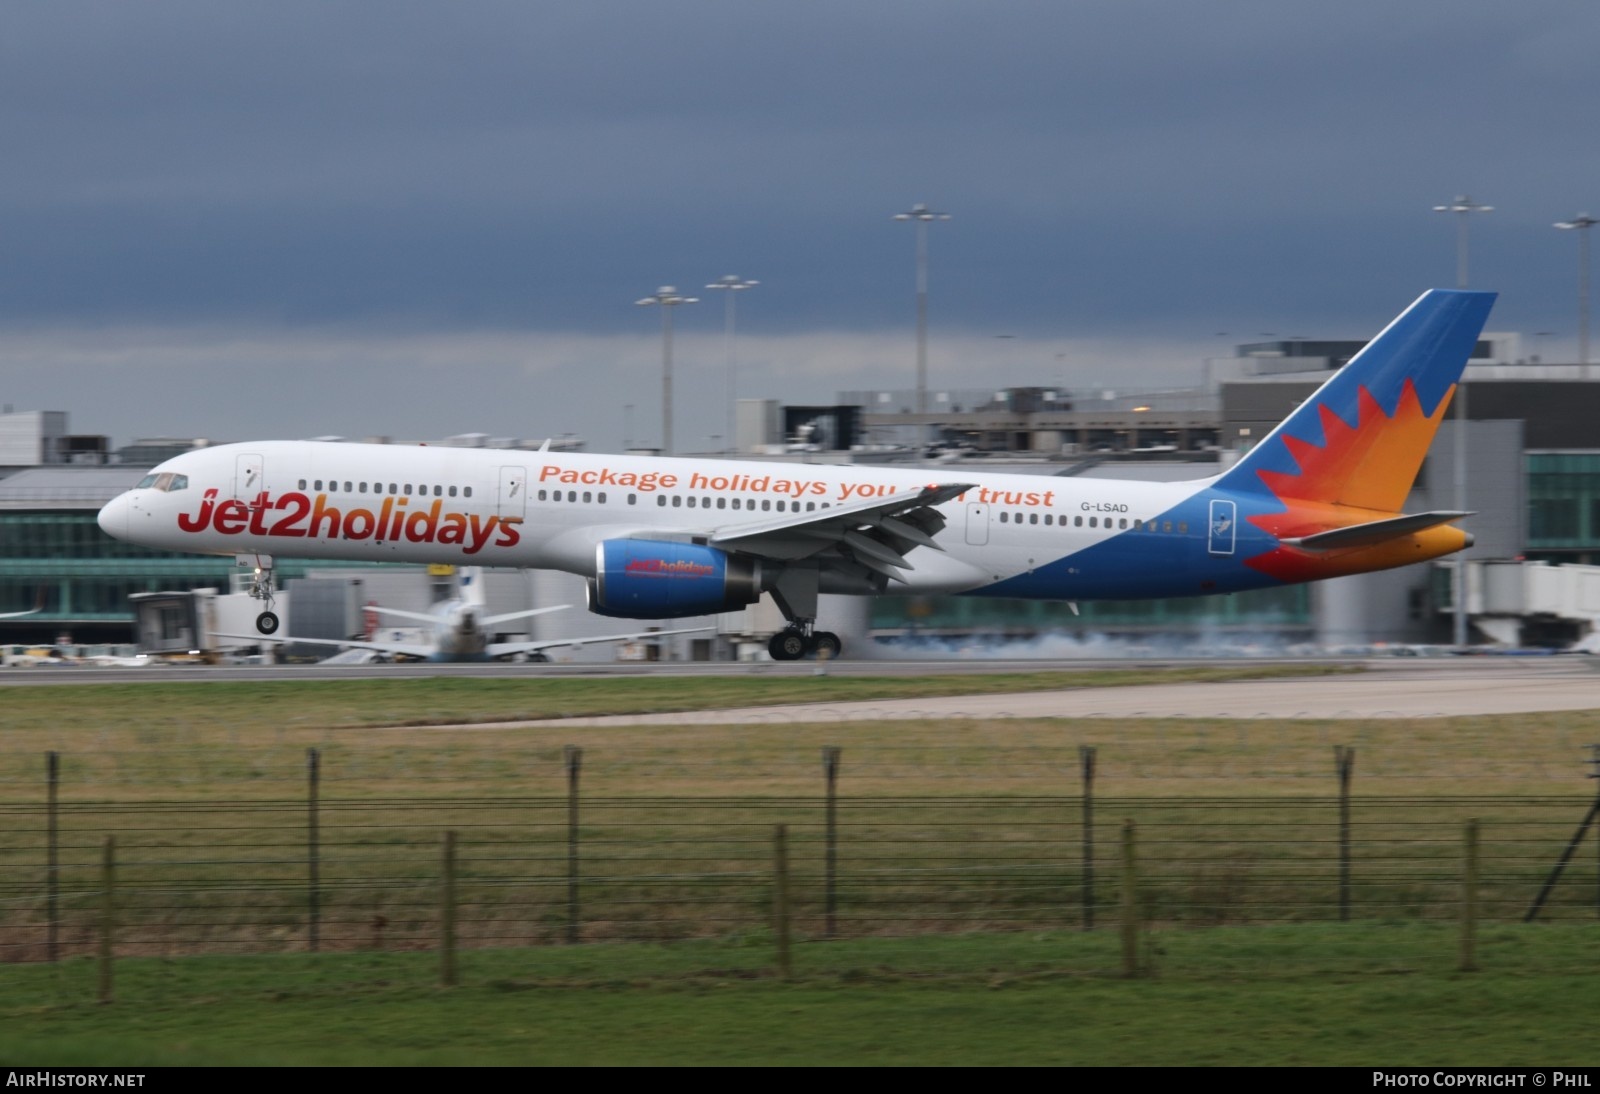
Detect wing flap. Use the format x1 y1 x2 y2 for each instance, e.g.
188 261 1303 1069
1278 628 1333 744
709 482 971 569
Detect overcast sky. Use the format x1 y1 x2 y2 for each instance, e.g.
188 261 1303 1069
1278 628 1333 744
2 1 1597 451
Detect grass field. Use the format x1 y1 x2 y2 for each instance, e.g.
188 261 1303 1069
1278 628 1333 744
3 665 1599 1065
5 925 1600 1066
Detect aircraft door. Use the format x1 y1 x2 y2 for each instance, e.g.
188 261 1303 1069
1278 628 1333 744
499 466 527 520
1208 499 1236 556
233 453 264 500
965 502 990 546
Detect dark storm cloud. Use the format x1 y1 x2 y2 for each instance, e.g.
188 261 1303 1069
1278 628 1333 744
2 0 1599 444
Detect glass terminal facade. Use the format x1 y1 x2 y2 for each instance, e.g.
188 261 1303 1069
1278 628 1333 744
1526 453 1600 564
0 509 412 642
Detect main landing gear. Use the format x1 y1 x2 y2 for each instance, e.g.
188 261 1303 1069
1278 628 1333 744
765 567 843 661
766 625 842 662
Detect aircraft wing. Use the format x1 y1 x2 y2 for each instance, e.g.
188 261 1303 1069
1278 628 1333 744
216 633 439 660
481 604 570 627
708 482 974 582
485 625 715 660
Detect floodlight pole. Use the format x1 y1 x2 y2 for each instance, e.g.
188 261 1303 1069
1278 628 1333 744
706 276 758 454
1556 214 1598 375
635 286 698 456
1433 196 1492 651
893 203 950 416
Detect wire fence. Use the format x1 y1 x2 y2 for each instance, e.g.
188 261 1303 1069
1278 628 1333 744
5 755 1600 968
6 737 1600 1004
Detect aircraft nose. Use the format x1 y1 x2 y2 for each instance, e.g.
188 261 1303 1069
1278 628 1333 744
97 494 128 539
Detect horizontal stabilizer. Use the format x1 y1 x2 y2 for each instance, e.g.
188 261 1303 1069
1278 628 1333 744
1280 511 1472 551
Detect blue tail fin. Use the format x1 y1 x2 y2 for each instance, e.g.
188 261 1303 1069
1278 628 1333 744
1215 289 1496 513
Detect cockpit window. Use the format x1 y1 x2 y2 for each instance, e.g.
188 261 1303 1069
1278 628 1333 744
137 472 191 493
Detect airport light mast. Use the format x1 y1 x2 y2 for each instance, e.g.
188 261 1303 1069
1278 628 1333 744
1555 214 1597 372
892 202 950 416
706 275 758 454
1433 194 1492 651
635 285 698 456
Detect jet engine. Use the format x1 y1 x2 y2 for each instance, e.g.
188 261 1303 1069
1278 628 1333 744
587 540 761 619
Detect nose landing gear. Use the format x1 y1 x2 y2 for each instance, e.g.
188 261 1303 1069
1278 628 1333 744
238 553 279 635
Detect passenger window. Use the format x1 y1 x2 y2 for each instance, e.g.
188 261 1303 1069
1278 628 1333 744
1074 515 1083 527
1089 517 1098 528
761 500 771 511
344 482 353 493
1030 513 1038 525
568 491 577 502
583 491 592 503
598 492 606 504
716 498 726 509
732 499 742 510
1118 518 1127 529
537 489 546 501
298 479 307 491
999 512 1009 523
1163 521 1172 533
657 495 667 506
405 484 413 494
463 487 471 498
1178 522 1188 534
434 486 442 497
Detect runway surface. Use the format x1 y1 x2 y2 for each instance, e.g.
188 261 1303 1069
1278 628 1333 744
5 655 1596 722
402 656 1600 728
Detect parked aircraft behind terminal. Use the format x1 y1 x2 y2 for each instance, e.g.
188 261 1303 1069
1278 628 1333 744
224 567 706 662
98 289 1496 660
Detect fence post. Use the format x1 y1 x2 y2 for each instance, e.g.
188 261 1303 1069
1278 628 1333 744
565 745 582 945
1335 745 1354 922
1460 818 1479 973
1081 746 1096 931
307 747 320 953
1523 746 1600 923
1120 819 1138 979
46 751 59 964
773 823 792 980
823 746 840 939
440 830 457 988
98 835 115 1005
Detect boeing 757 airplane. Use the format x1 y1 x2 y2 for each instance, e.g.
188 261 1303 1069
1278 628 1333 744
98 289 1495 660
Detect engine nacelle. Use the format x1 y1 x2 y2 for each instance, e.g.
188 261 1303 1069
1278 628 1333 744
587 539 762 619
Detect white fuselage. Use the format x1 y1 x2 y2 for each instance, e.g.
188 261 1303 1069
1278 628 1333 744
98 440 1211 599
